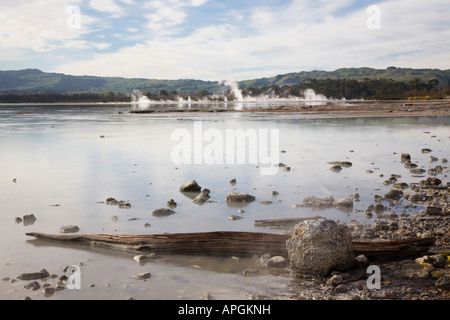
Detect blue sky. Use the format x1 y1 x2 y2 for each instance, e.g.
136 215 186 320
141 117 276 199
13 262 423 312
0 0 449 81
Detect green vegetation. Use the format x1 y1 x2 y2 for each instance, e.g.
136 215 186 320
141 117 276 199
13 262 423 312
0 67 449 103
241 77 449 100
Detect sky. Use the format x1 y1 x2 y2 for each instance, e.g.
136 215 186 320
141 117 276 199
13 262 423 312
0 0 449 81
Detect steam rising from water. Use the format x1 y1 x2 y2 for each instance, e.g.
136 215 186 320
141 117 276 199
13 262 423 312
130 80 337 111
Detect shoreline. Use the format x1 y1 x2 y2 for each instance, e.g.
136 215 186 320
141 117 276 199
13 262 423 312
128 100 450 118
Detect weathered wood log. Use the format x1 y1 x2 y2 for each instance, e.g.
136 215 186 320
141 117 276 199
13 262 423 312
25 231 434 260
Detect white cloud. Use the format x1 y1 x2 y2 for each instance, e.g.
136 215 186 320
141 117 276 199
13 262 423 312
0 0 97 52
3 0 449 80
190 0 210 7
89 0 123 17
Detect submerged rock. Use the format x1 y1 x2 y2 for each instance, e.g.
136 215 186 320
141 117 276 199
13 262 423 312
286 218 355 277
23 214 37 225
226 192 255 203
152 208 176 217
333 198 354 209
328 161 352 168
330 165 342 172
59 225 80 233
302 196 335 209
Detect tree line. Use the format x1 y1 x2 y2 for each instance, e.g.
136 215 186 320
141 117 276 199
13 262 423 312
240 77 448 100
0 77 448 103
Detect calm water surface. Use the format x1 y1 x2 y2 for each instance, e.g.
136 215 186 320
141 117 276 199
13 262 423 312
0 103 448 299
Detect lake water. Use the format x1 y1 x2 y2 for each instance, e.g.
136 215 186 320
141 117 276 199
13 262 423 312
0 103 448 300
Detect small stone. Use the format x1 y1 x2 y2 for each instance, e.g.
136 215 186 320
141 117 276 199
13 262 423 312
42 285 55 296
23 214 37 225
327 274 343 286
426 206 443 215
334 284 348 293
393 182 409 189
228 215 242 220
229 178 236 185
400 153 411 162
132 272 151 280
17 269 50 281
355 254 369 267
106 197 119 205
226 192 255 203
179 180 201 192
192 189 211 204
428 156 438 162
59 225 80 233
265 256 287 268
384 189 403 201
167 199 177 208
330 165 342 172
421 148 432 153
152 208 176 217
333 198 353 208
118 201 131 209
23 281 41 290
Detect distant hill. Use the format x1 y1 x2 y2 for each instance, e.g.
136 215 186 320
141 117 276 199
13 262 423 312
0 67 449 94
240 67 450 88
0 69 223 94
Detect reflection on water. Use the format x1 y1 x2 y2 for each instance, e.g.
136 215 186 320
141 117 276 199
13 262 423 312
0 103 448 299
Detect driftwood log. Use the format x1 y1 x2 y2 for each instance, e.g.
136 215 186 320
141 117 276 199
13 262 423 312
25 231 434 260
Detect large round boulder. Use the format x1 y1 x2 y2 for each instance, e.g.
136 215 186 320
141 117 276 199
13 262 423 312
286 218 354 277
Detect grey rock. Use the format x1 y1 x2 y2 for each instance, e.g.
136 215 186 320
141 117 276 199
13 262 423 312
435 276 450 290
167 199 177 208
384 189 403 201
401 153 411 162
152 208 176 217
23 281 41 290
302 196 335 208
192 189 211 204
226 192 255 203
425 206 443 215
355 254 369 267
330 165 342 172
59 225 80 233
265 256 287 268
23 214 37 225
179 180 201 192
286 218 355 277
327 274 343 286
410 168 426 174
17 269 50 281
333 198 354 208
132 272 151 280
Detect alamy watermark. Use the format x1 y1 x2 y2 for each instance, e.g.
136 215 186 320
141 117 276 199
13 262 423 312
367 5 381 30
67 5 81 30
65 265 81 289
171 121 280 175
366 265 381 290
